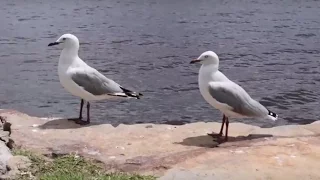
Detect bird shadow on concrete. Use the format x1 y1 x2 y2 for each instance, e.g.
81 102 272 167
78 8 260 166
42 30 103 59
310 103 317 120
39 118 105 130
176 134 273 148
39 117 192 130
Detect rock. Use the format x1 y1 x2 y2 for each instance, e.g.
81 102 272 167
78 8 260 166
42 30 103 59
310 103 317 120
7 156 31 171
0 142 12 174
0 116 6 124
1 156 32 180
1 109 320 179
0 116 12 137
0 131 10 144
6 139 15 150
0 115 14 177
0 169 20 180
0 161 6 175
3 122 11 136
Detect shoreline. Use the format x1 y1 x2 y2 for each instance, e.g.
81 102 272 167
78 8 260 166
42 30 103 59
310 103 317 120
0 109 319 179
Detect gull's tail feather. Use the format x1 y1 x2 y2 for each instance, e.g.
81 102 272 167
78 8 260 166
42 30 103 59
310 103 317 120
267 109 278 121
119 87 143 99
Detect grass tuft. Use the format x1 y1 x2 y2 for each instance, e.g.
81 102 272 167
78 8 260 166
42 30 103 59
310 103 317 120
12 149 156 180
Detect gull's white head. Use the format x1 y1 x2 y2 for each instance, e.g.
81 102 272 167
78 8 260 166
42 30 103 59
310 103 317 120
190 51 219 65
48 33 79 49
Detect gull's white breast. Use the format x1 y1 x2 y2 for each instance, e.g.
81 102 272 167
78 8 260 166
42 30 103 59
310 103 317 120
58 57 96 101
198 65 243 118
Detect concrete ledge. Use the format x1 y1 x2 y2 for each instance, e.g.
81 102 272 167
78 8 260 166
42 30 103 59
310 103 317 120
1 109 319 179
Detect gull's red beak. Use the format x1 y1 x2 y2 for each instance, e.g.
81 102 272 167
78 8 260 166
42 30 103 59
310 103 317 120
190 59 202 64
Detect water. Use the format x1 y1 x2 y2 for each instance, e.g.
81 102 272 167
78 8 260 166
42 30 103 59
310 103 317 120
0 0 319 127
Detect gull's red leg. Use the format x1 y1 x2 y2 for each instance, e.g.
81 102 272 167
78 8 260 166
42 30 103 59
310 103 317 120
68 99 84 121
225 117 229 141
208 114 226 138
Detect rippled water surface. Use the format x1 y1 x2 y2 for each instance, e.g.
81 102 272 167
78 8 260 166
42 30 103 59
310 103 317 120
0 0 319 127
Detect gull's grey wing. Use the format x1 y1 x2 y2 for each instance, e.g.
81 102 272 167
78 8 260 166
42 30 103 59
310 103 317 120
70 69 123 96
208 82 268 117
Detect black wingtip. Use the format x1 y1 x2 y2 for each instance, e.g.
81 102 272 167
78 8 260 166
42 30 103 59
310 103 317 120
120 87 143 99
134 92 143 99
135 92 143 99
268 109 278 118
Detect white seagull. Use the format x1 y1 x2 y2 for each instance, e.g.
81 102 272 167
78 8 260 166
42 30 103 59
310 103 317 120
190 51 278 142
48 33 142 125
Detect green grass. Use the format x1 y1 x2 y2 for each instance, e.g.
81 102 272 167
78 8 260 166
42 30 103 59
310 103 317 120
13 149 156 180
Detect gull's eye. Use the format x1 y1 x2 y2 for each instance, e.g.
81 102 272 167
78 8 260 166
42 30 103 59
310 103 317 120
204 55 209 58
62 38 66 40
